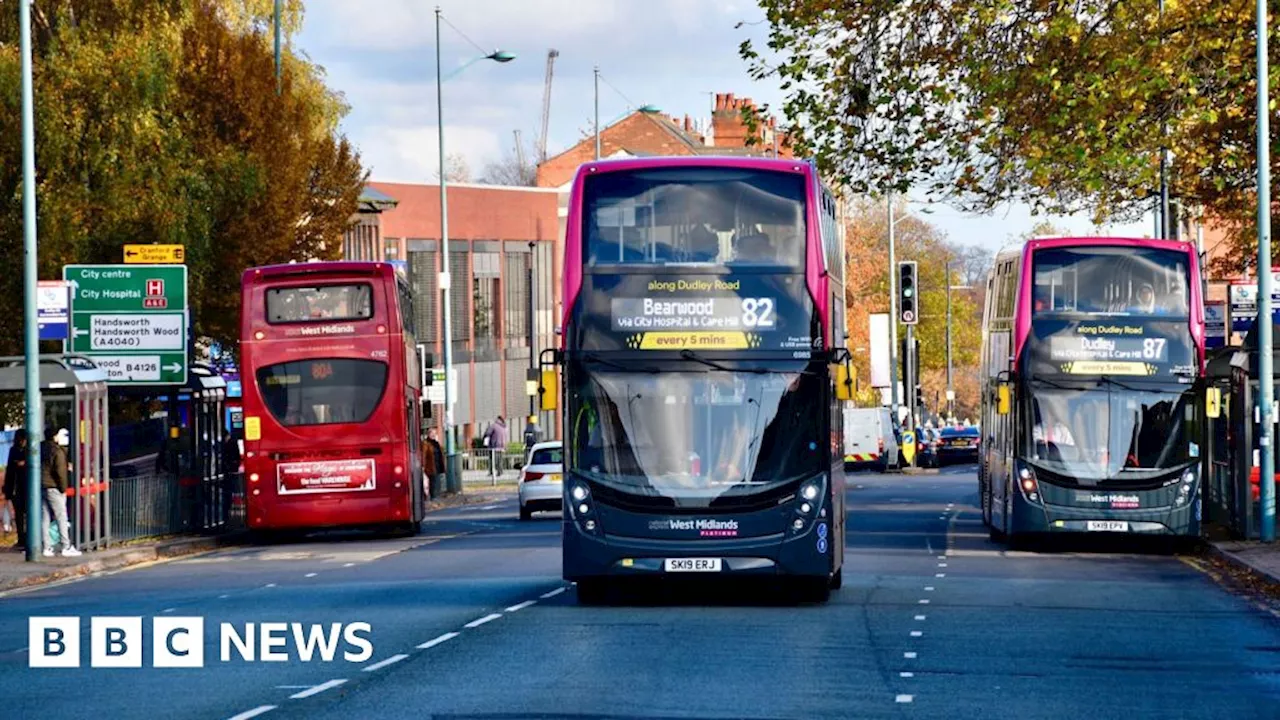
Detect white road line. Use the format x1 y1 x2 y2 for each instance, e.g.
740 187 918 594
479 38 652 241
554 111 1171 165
900 671 915 678
362 654 409 672
304 573 317 578
343 563 355 568
505 600 536 612
896 694 914 703
540 587 567 599
938 563 948 568
264 583 277 588
936 573 946 578
910 630 923 637
416 632 459 650
918 599 930 604
904 651 917 659
218 594 231 599
465 613 502 628
226 706 277 720
914 615 926 621
12 646 28 654
162 608 175 613
289 679 347 699
925 586 935 591
937 555 946 560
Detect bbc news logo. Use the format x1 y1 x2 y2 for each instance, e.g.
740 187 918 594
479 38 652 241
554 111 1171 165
29 617 373 668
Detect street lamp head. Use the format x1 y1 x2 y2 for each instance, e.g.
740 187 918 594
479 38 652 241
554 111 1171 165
487 50 516 63
637 104 661 113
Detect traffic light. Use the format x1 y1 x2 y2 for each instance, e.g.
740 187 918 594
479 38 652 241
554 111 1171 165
916 384 925 410
899 261 918 325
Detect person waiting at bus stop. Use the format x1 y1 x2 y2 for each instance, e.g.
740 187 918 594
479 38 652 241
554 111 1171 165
424 427 445 498
40 427 79 557
5 430 29 550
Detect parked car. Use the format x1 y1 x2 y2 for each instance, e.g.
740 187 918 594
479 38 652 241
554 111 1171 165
518 441 563 520
937 426 981 466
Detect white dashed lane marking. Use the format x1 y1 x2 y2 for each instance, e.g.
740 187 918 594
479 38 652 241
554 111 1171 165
914 615 926 621
362 654 409 672
904 652 917 659
540 587 567 599
416 632 459 650
289 679 347 699
505 600 536 612
896 694 914 703
304 573 318 578
226 706 277 720
464 613 502 628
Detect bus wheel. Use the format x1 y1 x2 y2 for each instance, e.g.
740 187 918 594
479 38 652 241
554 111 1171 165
828 568 844 590
576 579 610 605
797 578 831 604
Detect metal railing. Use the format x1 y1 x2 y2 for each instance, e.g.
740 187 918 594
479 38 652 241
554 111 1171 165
108 471 243 544
459 450 526 485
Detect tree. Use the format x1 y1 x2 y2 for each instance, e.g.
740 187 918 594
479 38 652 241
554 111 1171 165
0 0 365 352
741 1 1267 258
478 135 536 186
435 152 471 183
841 197 988 418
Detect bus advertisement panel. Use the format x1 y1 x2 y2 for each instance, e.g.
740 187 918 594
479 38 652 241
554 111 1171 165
557 157 847 603
980 239 1204 543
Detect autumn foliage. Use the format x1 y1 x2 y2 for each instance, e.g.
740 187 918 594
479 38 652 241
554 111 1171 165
0 0 366 352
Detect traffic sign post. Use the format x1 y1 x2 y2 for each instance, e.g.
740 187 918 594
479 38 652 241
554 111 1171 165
63 264 188 385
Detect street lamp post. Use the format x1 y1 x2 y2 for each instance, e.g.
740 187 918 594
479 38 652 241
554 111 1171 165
19 0 43 561
274 0 282 95
887 195 900 426
946 260 953 420
434 6 514 492
1256 0 1276 543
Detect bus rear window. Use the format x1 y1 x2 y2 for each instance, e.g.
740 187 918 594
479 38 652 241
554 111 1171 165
266 284 373 323
1033 247 1189 317
256 359 388 426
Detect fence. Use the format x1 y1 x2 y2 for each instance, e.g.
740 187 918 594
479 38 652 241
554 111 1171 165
459 450 527 485
109 470 243 543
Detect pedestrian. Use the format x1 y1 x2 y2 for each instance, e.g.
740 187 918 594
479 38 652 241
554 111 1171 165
40 427 79 557
483 416 509 480
424 427 446 497
523 416 539 450
4 430 28 550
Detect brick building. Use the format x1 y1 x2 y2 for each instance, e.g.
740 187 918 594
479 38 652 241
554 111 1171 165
343 181 562 446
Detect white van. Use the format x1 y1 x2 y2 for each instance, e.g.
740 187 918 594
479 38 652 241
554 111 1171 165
843 407 899 472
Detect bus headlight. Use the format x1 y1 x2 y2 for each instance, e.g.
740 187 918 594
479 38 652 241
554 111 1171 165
568 482 602 536
792 477 826 534
571 484 589 502
1016 463 1040 504
801 483 820 501
1176 467 1198 507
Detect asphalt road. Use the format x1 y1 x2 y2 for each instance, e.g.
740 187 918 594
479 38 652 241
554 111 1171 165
3 467 1279 719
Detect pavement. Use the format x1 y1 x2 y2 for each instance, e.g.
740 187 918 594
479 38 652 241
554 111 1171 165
0 489 502 593
1209 539 1280 586
2 468 1279 719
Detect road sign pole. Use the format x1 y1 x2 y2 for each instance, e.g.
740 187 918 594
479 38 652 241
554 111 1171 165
1256 0 1276 543
20 0 44 561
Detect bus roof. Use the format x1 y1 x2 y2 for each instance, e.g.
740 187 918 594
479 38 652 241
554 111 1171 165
573 155 813 180
242 261 397 284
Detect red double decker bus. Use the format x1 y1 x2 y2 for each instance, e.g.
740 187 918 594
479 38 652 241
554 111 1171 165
239 262 425 533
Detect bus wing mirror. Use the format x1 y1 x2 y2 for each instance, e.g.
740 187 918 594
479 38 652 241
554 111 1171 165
539 369 559 412
1206 386 1222 419
996 384 1011 416
835 362 854 401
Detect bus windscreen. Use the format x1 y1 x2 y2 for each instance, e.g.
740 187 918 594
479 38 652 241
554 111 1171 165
266 284 373 323
583 168 806 268
1032 247 1189 317
256 359 388 426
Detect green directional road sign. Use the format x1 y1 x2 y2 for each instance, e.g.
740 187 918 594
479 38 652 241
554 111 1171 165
62 264 188 385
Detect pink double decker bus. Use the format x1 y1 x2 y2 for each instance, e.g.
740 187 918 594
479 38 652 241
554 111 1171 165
554 156 850 603
979 237 1205 544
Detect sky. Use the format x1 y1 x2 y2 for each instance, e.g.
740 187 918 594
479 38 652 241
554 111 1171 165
295 0 1152 253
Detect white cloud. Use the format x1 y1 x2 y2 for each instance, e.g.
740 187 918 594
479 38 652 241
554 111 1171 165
361 124 502 183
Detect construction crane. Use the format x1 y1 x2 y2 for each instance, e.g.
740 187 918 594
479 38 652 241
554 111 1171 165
513 130 526 179
538 49 559 163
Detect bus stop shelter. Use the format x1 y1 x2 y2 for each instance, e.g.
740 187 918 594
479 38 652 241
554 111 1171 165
0 354 110 551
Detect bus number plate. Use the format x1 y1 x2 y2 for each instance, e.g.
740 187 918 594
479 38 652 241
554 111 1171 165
664 558 721 573
1086 521 1129 532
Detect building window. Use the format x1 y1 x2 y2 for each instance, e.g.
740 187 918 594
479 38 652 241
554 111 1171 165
473 276 499 345
504 252 529 347
385 237 400 259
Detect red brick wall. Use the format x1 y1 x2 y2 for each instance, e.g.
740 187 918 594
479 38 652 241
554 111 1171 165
535 113 699 188
371 181 560 245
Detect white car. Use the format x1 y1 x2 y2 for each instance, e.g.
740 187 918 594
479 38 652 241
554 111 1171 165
518 441 564 520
